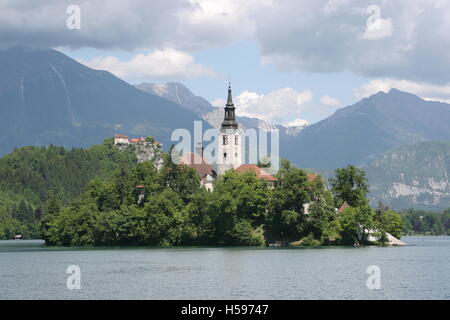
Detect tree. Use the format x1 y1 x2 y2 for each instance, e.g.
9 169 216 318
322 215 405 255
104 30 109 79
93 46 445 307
129 161 160 206
400 209 448 235
94 206 147 246
211 170 270 245
45 201 98 246
279 210 301 241
443 208 450 235
269 159 309 239
338 205 375 245
330 165 369 208
113 165 133 206
375 205 403 239
213 170 270 226
158 152 201 203
85 178 118 212
0 208 19 239
268 160 333 242
39 194 62 242
306 198 337 243
182 190 215 245
274 159 310 213
227 220 265 246
12 200 35 225
143 189 187 246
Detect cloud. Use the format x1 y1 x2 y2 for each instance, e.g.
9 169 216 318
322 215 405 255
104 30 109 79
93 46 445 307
0 0 268 51
222 88 313 123
256 0 450 84
361 17 393 40
2 0 450 84
211 98 226 108
361 5 393 40
320 95 341 107
0 0 191 50
213 88 353 124
212 88 315 125
285 119 309 127
175 0 272 49
78 48 218 79
353 78 450 103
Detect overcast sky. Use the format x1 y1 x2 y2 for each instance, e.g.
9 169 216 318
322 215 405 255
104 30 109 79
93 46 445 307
2 0 450 125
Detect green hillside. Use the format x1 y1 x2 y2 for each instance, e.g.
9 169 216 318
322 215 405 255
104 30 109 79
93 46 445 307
0 139 137 238
0 141 404 247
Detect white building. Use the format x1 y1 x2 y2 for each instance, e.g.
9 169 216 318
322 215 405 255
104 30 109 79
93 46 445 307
114 134 129 145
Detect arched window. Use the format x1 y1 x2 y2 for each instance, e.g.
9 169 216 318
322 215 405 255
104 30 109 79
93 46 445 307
223 135 227 145
235 135 238 145
224 152 227 159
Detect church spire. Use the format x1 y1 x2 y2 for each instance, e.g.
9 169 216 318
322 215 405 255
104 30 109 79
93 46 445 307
221 83 239 130
227 82 234 106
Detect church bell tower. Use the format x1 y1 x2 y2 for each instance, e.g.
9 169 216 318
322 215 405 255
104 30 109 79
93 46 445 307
217 84 242 175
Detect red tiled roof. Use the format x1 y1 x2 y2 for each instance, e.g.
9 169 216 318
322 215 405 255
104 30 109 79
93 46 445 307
236 164 278 181
338 201 350 213
135 185 145 189
307 174 319 182
179 153 213 176
129 138 140 143
115 134 128 139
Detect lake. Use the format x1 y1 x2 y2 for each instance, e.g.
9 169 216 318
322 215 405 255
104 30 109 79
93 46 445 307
0 236 449 300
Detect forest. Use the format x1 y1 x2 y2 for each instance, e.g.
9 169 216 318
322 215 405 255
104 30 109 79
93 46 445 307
0 138 435 246
0 138 136 239
401 209 450 235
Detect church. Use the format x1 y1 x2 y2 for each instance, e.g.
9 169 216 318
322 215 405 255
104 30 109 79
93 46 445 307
216 83 243 175
180 84 277 190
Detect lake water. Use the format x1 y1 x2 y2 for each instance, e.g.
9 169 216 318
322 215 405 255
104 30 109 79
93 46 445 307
0 236 449 300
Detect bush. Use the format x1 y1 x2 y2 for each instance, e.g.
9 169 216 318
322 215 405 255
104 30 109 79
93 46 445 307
300 233 322 246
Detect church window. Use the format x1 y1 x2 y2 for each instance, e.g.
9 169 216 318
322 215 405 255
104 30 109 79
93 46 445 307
223 136 227 145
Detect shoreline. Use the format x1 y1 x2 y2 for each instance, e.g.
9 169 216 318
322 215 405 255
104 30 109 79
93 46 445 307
6 235 450 250
0 239 416 249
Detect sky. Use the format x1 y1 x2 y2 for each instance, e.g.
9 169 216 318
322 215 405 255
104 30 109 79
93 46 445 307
2 0 450 126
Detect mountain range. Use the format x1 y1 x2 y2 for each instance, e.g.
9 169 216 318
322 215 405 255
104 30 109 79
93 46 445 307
281 89 450 169
0 45 449 210
134 82 307 133
0 45 207 155
135 81 450 170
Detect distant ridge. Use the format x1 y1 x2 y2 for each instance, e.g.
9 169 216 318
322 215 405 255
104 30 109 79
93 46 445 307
282 89 450 169
0 46 207 155
135 81 308 134
365 140 450 210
